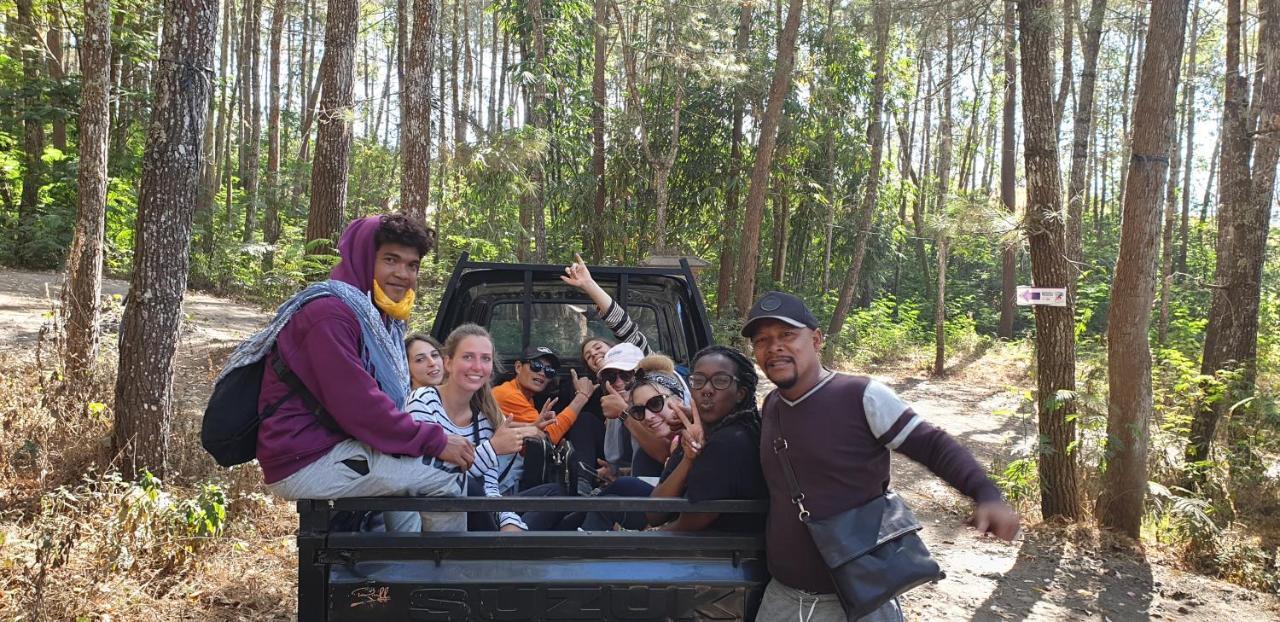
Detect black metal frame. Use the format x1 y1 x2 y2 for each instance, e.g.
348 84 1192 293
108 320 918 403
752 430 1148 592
296 496 768 621
431 252 717 358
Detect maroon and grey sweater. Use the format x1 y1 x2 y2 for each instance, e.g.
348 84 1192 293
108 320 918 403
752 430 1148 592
759 372 1003 594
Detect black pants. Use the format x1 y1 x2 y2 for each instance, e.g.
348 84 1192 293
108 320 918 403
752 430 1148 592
466 478 564 531
579 477 655 531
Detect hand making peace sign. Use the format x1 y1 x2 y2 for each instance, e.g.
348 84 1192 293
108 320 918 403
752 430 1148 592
670 400 705 462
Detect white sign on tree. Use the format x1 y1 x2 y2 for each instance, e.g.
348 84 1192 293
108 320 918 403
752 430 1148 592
1016 286 1067 307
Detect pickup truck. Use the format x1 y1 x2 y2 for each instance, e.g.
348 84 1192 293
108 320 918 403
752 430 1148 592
296 255 769 621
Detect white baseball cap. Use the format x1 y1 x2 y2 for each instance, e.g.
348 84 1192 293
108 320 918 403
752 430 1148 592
599 343 644 372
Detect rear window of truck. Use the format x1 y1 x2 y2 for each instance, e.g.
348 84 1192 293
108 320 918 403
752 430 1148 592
488 301 662 360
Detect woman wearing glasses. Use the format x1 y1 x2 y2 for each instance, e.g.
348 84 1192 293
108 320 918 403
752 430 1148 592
581 347 766 532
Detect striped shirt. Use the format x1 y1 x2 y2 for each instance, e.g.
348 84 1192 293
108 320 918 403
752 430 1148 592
602 300 651 354
406 387 526 530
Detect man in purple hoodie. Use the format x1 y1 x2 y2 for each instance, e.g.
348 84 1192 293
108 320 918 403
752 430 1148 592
251 214 473 532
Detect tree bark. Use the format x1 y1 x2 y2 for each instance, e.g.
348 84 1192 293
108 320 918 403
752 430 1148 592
999 0 1018 339
590 0 608 263
113 0 218 477
1099 0 1189 538
932 22 956 377
14 0 45 264
1019 0 1082 521
731 0 804 317
1175 0 1201 274
263 0 286 269
240 0 263 243
305 0 359 252
824 1 888 358
400 0 436 226
716 3 753 318
1188 0 1280 476
47 12 68 151
61 0 113 385
1065 0 1107 303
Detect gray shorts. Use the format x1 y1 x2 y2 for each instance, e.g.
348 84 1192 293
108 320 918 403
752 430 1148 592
267 439 466 532
755 578 904 622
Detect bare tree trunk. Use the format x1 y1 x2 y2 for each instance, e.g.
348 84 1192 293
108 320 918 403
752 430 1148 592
1100 0 1188 538
263 0 286 270
46 11 68 151
14 0 45 263
113 0 218 477
1157 96 1184 345
1019 0 1082 521
530 0 547 260
999 0 1018 339
200 0 234 257
305 0 359 252
240 0 263 243
589 0 608 263
732 0 804 317
1176 0 1201 274
61 0 113 385
1054 0 1075 128
824 1 888 357
1188 0 1280 476
1066 0 1107 302
932 22 956 377
716 3 753 318
400 0 436 225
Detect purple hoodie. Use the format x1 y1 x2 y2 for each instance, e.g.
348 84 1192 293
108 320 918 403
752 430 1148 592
255 216 447 484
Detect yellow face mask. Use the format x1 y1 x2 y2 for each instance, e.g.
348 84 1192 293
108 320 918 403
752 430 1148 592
372 279 415 321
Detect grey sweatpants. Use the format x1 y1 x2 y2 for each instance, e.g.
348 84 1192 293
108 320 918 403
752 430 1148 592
267 439 466 532
755 579 904 622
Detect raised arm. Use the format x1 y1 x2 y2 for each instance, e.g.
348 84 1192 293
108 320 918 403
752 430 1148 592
560 253 652 353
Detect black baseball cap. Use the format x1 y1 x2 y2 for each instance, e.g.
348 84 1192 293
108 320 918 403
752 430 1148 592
741 291 820 337
518 345 561 367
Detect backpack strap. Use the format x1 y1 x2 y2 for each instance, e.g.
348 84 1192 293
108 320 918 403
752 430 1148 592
269 350 341 432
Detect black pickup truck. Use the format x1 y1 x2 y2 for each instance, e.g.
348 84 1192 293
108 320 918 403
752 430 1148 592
296 255 769 621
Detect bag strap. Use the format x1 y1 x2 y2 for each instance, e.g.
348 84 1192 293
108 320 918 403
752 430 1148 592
270 351 341 432
767 391 812 523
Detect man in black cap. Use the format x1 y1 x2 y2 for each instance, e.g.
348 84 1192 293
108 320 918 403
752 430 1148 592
744 291 1020 622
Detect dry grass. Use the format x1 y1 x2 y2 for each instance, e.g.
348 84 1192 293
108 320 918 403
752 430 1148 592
0 342 298 621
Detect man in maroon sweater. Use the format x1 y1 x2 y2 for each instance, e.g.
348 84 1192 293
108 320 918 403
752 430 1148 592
745 291 1020 621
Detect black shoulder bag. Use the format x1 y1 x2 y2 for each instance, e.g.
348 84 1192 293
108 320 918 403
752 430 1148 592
772 414 944 619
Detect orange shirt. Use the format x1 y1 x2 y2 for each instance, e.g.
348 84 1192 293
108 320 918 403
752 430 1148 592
493 378 578 444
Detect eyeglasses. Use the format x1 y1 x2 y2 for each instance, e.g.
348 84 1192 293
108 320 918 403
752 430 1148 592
524 360 557 377
688 372 737 391
599 369 635 385
627 394 667 421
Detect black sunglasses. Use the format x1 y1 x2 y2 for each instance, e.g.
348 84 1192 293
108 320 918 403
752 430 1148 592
627 394 667 421
600 369 635 385
524 360 557 377
688 372 737 391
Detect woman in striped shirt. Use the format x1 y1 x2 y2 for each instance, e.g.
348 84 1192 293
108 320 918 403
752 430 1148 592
406 323 545 531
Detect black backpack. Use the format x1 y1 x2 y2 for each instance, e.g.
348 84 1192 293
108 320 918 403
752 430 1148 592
201 351 337 467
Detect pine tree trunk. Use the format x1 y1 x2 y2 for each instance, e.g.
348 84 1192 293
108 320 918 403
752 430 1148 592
305 0 359 252
14 0 45 264
401 0 436 225
200 0 234 257
530 0 547 260
1100 0 1189 537
732 0 804 317
824 1 888 357
113 0 218 477
46 15 68 151
1066 0 1107 302
1188 0 1280 475
716 3 753 318
61 0 113 385
263 0 285 269
1176 0 1201 274
240 0 263 243
589 0 608 263
999 0 1018 339
1018 0 1082 521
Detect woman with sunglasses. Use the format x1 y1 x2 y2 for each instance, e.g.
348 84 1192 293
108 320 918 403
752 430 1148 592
580 348 765 532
